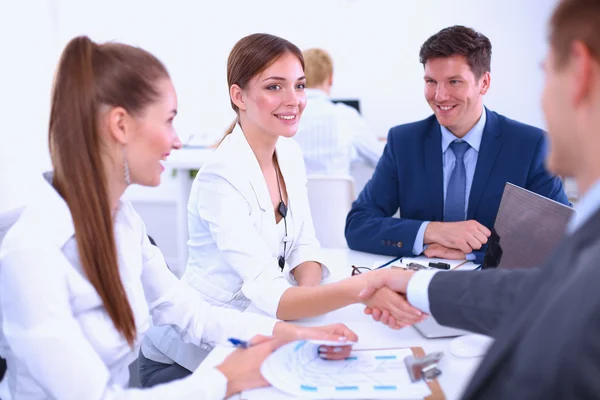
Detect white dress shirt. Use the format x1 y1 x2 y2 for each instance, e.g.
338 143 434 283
407 179 600 316
143 124 328 369
294 88 384 176
0 178 278 400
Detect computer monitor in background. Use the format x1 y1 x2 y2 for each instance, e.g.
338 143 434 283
332 99 361 114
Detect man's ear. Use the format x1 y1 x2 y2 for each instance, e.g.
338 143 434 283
327 73 333 87
569 40 594 106
479 72 491 95
230 84 247 111
105 106 130 145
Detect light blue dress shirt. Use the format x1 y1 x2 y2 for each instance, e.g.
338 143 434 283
412 107 487 260
566 180 600 234
409 179 600 315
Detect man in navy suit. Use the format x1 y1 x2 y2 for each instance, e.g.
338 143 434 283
345 25 569 263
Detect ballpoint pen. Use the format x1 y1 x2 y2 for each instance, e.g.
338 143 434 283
228 338 250 349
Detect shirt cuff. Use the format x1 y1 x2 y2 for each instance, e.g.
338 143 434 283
406 270 439 315
242 275 292 319
466 253 476 261
203 306 279 346
412 222 431 255
190 367 228 400
287 249 330 282
289 262 331 284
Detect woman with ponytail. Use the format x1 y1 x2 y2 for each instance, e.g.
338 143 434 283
0 36 357 399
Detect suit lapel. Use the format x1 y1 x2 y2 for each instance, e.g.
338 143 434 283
462 209 600 399
424 121 444 221
468 110 502 219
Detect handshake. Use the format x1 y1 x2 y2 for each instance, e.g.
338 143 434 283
354 268 428 330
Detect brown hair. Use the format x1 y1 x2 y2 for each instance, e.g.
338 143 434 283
419 25 492 79
550 0 600 69
224 33 304 135
303 48 333 88
49 36 169 346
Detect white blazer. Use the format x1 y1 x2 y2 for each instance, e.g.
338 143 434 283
0 177 277 399
182 124 329 318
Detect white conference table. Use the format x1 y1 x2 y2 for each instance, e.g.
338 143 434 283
202 248 483 400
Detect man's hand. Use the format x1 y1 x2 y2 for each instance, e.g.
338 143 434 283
424 243 467 260
357 268 415 295
357 269 426 329
424 220 491 253
360 286 424 327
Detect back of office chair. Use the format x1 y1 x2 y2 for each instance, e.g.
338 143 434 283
306 175 355 248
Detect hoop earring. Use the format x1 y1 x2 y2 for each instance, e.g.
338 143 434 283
123 147 131 185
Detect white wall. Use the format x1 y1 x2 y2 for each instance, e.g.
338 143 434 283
0 0 57 211
1 0 558 210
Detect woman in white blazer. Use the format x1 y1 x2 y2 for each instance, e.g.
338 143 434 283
140 33 425 386
0 36 358 400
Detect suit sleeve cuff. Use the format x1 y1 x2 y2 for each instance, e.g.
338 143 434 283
406 270 439 315
412 222 430 255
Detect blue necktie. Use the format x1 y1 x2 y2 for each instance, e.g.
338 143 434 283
444 140 471 222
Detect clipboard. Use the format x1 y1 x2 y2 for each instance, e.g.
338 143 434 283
352 346 445 400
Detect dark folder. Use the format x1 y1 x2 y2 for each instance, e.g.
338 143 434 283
482 183 574 269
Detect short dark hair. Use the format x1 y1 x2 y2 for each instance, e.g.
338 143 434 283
419 25 492 78
550 0 600 69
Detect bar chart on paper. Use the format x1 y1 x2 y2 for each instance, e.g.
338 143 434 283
242 341 433 399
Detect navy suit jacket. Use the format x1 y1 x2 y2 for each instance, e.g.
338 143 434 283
345 109 570 263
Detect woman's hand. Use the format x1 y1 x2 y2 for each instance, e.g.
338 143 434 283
354 268 425 328
216 335 286 397
273 322 358 359
361 286 426 328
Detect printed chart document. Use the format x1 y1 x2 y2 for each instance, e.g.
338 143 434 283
243 341 433 399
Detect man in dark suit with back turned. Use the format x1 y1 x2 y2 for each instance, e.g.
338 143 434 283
360 0 600 398
345 25 569 264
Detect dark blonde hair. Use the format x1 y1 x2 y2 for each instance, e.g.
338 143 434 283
224 33 304 135
550 0 600 69
49 36 169 346
303 48 334 88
